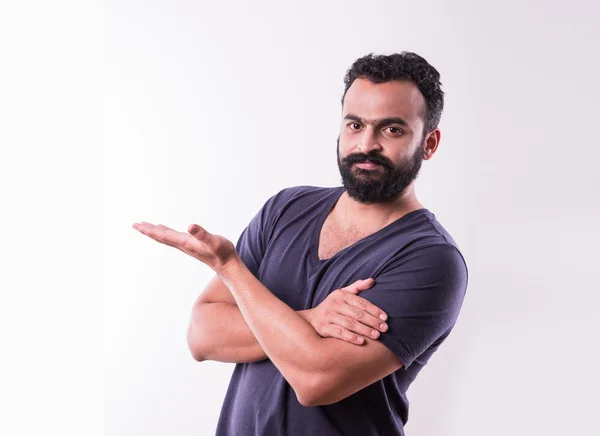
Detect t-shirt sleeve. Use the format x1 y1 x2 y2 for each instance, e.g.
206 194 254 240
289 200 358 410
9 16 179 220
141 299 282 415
359 243 468 370
234 191 282 278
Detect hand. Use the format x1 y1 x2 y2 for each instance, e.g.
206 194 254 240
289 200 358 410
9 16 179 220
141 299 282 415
132 221 238 271
306 278 388 345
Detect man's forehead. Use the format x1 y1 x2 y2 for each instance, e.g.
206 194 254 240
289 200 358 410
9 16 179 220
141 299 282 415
342 78 426 124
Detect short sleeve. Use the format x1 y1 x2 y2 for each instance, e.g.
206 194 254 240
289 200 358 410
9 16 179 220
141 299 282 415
234 191 282 278
360 244 468 370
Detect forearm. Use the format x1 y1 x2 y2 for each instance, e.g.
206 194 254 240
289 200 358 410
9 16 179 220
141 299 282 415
216 257 328 398
187 302 267 363
187 301 313 364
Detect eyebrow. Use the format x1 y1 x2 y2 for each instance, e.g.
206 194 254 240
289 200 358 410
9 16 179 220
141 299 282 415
343 113 409 127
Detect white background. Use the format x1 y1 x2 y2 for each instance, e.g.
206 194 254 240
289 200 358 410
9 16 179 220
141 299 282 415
1 1 599 435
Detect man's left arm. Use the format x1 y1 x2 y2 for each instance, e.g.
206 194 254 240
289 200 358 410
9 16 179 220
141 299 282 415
132 221 467 407
216 256 402 406
216 242 467 406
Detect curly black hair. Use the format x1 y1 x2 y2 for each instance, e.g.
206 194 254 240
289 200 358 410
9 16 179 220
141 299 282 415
341 52 444 136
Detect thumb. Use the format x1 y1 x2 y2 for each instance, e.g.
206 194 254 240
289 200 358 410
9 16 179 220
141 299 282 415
187 223 209 241
344 278 375 295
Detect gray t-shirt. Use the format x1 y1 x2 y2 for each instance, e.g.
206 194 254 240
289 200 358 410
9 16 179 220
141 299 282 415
215 185 468 436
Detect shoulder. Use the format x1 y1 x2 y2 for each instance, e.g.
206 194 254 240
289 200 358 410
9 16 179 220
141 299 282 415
252 185 338 235
270 185 335 203
262 185 339 214
381 242 466 282
409 243 467 283
400 210 468 278
379 211 469 291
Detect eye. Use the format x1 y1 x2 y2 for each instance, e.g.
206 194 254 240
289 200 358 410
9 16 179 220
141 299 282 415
385 126 403 135
347 122 361 131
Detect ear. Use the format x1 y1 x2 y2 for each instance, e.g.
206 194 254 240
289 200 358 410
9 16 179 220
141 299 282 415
422 128 441 161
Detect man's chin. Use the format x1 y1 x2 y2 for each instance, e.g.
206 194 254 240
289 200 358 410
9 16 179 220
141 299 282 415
344 181 384 195
344 189 384 204
352 168 384 181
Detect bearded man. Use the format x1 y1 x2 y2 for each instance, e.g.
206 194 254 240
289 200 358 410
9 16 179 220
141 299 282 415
134 51 468 436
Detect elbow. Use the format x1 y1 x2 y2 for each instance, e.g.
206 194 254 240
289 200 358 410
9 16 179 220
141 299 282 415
297 393 334 408
295 381 316 407
291 353 342 407
294 373 333 407
188 345 206 363
295 389 319 408
295 370 352 407
297 394 328 408
186 324 207 362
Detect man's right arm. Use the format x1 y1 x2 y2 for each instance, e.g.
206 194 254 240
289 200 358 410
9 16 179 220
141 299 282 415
186 274 312 363
187 274 388 364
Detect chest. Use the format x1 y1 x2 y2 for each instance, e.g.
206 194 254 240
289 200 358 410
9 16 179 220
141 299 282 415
317 215 372 261
257 205 404 310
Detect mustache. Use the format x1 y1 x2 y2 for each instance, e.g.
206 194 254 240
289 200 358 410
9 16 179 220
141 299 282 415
342 153 393 169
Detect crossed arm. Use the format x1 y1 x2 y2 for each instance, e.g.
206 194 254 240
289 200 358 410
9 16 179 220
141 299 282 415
186 273 308 363
187 275 383 363
189 257 404 407
132 220 404 407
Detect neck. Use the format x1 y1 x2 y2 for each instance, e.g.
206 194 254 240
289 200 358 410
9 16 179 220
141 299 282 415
338 184 423 229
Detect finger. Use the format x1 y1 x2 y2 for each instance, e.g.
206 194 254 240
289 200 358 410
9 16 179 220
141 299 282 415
155 225 184 248
327 312 382 340
337 302 388 332
156 224 176 231
341 278 375 295
136 222 189 248
188 223 210 241
155 225 188 250
132 221 153 230
325 324 366 345
343 293 388 323
132 221 157 234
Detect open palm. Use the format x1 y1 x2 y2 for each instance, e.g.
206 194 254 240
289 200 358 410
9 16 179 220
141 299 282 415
132 221 237 270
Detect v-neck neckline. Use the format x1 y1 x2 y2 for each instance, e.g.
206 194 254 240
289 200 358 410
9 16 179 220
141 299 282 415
310 186 427 266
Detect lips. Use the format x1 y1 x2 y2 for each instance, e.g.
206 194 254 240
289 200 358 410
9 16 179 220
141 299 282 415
355 161 381 169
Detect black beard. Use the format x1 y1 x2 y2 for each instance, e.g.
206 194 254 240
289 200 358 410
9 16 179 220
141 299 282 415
336 136 424 204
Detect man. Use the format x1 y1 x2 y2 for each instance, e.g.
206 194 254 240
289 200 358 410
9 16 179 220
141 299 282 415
133 51 468 436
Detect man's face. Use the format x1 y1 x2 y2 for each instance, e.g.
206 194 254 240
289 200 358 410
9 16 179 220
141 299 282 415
337 78 428 204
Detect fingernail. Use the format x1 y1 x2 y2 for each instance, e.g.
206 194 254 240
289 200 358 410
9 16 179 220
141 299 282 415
371 330 379 338
380 313 387 321
357 337 364 344
380 323 387 331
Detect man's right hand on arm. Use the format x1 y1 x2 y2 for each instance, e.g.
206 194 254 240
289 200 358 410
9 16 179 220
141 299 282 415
186 275 388 363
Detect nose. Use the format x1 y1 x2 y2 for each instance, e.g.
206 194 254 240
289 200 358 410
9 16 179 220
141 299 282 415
358 128 382 154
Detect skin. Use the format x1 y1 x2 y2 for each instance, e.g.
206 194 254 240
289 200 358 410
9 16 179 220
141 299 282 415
186 273 386 364
132 78 441 406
